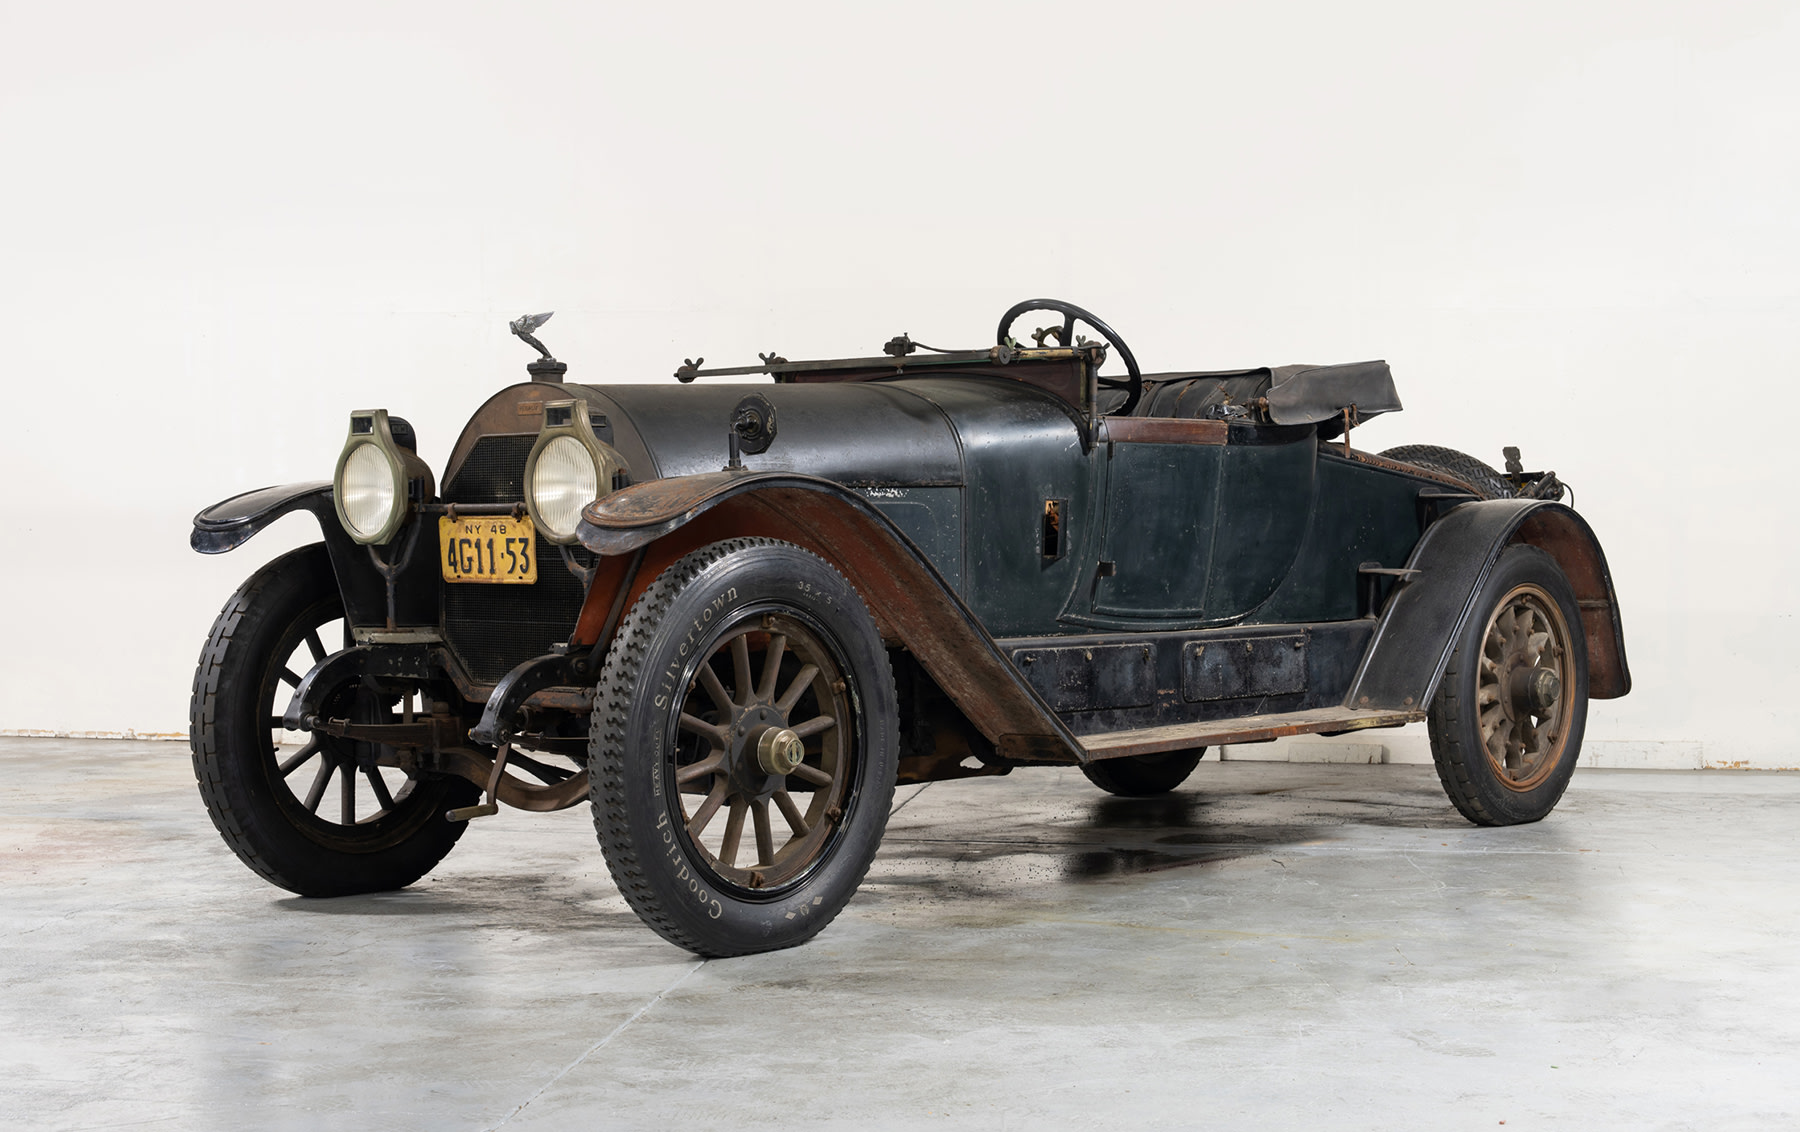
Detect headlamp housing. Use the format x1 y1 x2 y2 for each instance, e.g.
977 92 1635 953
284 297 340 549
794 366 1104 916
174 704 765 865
525 399 626 544
332 409 432 545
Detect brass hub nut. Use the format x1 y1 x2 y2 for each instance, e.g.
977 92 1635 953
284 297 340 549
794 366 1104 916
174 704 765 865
755 727 806 776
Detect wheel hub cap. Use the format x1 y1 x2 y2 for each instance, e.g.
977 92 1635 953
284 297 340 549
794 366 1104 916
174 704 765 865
755 727 806 776
726 704 788 794
1510 667 1561 716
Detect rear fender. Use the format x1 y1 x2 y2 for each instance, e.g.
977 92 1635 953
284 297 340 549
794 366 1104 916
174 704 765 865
1346 499 1630 712
576 472 1085 763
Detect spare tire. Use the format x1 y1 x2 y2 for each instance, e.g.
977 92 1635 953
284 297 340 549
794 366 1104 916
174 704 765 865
1379 444 1512 500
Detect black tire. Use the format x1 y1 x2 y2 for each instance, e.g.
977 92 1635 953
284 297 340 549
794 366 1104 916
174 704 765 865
1427 544 1588 826
1080 749 1204 796
1379 444 1512 500
590 538 899 957
190 544 479 895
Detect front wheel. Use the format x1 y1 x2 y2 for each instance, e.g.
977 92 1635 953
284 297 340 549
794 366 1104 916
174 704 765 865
590 539 899 957
1427 544 1588 825
190 544 479 895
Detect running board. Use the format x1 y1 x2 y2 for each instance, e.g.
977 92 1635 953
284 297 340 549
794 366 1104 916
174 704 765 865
1078 706 1425 761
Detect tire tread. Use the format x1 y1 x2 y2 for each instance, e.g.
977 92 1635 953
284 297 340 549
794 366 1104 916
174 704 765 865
588 538 895 956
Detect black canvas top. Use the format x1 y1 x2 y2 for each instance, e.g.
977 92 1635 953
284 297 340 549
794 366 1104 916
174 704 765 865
1264 360 1401 425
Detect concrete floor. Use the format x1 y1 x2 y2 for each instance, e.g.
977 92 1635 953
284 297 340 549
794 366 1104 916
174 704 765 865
4 738 1798 1131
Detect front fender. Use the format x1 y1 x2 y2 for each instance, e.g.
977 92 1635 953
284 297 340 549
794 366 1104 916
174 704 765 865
576 471 1086 764
191 482 333 554
1346 500 1630 713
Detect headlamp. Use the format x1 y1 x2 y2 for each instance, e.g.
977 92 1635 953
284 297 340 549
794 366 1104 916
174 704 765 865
333 409 428 545
525 399 626 544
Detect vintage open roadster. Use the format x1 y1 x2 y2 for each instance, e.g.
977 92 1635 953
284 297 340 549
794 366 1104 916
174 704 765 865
190 299 1629 956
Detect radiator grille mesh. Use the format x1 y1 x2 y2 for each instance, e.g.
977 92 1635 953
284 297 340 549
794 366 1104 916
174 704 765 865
441 434 587 685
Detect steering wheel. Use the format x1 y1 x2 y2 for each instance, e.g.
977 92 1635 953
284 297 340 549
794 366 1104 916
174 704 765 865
996 298 1143 416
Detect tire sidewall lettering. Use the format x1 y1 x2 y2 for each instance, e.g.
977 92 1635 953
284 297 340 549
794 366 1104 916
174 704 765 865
603 541 896 953
637 576 791 915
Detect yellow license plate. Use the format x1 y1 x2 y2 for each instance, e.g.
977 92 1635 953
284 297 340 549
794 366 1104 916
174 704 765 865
439 516 538 584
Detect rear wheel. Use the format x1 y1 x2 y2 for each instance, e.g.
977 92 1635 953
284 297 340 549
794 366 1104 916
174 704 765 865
590 539 898 957
1080 749 1204 796
1427 544 1587 825
190 544 478 895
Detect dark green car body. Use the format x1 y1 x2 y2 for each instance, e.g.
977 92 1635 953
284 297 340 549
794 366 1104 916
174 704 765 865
189 301 1631 955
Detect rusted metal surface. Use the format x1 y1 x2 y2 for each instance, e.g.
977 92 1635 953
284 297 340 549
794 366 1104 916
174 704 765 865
783 360 1090 415
583 470 748 533
1512 508 1631 699
569 546 645 660
439 382 580 489
572 474 1086 763
895 733 1012 785
434 747 589 811
308 714 590 812
1080 706 1424 760
420 501 528 520
570 549 651 645
1342 445 1482 494
1098 417 1228 446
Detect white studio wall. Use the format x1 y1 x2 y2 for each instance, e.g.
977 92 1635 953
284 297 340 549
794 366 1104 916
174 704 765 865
1 1 1795 763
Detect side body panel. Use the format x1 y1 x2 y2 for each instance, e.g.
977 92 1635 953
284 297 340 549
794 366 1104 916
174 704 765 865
1084 425 1323 623
847 486 965 594
1206 428 1318 617
883 378 1093 637
1092 441 1221 618
1252 448 1432 624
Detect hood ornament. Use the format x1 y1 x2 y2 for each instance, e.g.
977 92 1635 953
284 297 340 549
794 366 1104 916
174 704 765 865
511 311 567 382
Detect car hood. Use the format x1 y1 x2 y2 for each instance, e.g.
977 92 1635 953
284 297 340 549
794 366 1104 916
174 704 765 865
571 381 971 487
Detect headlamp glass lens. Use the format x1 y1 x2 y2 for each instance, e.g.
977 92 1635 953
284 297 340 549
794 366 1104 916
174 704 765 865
340 443 398 539
531 435 600 541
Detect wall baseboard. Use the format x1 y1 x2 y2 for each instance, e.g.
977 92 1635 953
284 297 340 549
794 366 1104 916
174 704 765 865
0 728 185 742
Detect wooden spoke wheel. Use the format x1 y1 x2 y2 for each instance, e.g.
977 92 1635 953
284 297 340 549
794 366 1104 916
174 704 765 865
1428 544 1588 826
1475 584 1572 792
673 613 853 891
591 538 898 957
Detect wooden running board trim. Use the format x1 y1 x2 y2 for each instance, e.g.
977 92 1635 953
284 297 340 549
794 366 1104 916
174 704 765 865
1079 706 1424 761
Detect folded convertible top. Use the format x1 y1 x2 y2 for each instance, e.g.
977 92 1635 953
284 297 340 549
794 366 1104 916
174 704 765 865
1265 360 1401 425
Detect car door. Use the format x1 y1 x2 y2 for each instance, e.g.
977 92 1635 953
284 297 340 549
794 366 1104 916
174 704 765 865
1088 422 1315 624
1090 428 1222 619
